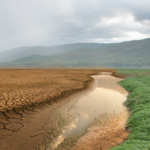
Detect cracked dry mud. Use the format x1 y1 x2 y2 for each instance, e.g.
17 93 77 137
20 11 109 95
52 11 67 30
0 91 81 150
0 103 43 140
0 69 106 150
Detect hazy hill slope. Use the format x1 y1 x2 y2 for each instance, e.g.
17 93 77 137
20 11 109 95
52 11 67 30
0 43 108 62
0 38 150 68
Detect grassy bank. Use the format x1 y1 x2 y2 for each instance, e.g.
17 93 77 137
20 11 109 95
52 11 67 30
111 69 150 150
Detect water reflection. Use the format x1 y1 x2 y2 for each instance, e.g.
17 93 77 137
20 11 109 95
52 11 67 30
52 74 128 149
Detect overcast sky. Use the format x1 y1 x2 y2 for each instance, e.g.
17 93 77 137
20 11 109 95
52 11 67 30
0 0 150 52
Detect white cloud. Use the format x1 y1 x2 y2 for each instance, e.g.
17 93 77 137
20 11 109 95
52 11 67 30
96 13 142 29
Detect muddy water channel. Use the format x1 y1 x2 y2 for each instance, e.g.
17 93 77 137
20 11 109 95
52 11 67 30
52 73 128 149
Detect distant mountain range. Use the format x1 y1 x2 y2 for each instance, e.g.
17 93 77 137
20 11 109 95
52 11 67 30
0 43 108 62
0 38 150 68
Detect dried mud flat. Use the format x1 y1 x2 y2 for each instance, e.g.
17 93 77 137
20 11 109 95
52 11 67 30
0 69 101 150
0 68 128 150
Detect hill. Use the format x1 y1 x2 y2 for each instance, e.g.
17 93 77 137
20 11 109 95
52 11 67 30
0 43 108 62
0 38 150 68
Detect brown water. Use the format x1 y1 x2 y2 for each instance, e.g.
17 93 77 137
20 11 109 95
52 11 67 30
52 73 128 149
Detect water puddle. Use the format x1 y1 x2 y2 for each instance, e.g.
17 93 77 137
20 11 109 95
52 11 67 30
52 73 128 149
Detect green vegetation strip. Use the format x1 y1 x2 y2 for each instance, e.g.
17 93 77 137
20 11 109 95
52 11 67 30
111 69 150 150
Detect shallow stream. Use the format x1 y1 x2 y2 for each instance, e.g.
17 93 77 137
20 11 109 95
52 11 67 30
52 72 128 149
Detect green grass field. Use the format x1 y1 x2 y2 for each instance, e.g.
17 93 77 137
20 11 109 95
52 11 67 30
111 69 150 150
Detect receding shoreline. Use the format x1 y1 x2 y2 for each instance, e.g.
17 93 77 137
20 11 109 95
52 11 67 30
0 68 130 150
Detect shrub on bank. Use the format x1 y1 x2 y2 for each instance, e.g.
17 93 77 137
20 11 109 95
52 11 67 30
111 71 150 150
